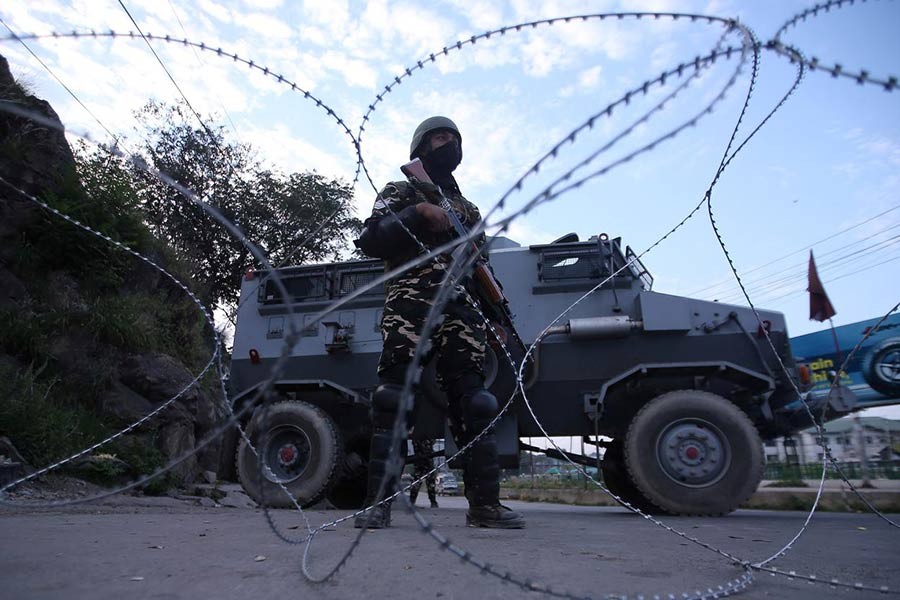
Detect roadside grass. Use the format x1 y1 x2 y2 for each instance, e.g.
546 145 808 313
0 363 108 468
86 291 209 369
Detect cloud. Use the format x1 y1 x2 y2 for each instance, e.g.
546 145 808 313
499 214 558 246
234 11 293 40
320 50 377 89
859 137 900 166
242 0 283 9
446 0 507 30
197 0 234 24
0 3 58 34
240 121 356 180
579 64 603 88
298 25 328 46
301 0 350 33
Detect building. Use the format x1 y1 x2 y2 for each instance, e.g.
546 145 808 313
763 416 900 464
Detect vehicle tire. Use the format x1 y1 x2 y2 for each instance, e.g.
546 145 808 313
326 448 368 510
236 401 342 508
217 420 240 482
861 338 900 397
624 390 763 516
601 441 666 514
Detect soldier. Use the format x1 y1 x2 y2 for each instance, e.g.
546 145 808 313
353 116 525 529
409 439 439 508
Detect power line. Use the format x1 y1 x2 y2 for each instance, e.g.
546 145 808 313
0 16 124 149
714 235 900 304
724 243 900 306
165 0 244 146
686 202 900 297
701 221 900 300
756 253 900 307
117 0 218 147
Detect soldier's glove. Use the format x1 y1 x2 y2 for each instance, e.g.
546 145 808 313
487 321 508 351
415 203 451 232
409 179 443 202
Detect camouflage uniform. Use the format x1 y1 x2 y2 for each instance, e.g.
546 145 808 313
353 116 524 529
409 438 438 507
370 180 486 386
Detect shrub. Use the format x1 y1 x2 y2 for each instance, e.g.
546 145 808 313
0 363 109 467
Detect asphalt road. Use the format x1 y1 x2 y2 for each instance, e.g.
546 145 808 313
1 494 898 600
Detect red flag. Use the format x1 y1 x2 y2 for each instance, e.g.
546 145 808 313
808 250 836 322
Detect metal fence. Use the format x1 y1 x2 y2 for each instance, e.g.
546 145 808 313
764 460 900 481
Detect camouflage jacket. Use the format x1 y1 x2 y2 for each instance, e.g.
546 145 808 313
355 179 485 279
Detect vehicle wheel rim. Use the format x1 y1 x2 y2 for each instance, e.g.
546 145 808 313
876 350 900 382
655 418 731 488
263 425 312 483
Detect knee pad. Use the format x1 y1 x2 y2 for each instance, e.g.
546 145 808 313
372 384 404 429
464 389 499 423
447 372 484 403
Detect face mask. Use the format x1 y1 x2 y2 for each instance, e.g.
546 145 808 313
423 139 462 178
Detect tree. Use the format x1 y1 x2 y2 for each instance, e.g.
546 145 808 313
126 101 361 315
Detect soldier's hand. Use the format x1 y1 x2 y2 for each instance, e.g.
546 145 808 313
488 321 508 349
416 203 451 232
412 180 442 199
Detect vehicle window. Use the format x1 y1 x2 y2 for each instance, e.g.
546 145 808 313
338 269 384 297
539 248 605 281
258 272 328 304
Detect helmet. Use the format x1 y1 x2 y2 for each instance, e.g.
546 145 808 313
409 116 462 159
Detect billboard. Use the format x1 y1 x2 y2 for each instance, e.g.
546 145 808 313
790 313 900 408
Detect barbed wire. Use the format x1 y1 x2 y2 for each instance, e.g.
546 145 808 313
297 17 761 594
771 0 899 91
0 104 323 515
701 231 900 304
501 18 896 593
686 208 900 298
0 2 898 598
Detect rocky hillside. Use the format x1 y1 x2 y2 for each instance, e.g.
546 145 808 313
0 54 225 490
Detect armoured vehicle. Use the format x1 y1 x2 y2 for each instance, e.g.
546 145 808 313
225 233 851 516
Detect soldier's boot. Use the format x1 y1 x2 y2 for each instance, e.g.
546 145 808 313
409 484 419 506
461 390 525 529
353 427 395 529
354 384 407 529
427 477 439 507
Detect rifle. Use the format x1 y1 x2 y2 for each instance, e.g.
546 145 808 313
401 158 533 369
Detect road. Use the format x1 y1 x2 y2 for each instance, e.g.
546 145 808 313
1 494 898 600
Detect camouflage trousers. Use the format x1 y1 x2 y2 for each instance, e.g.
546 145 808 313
409 439 437 503
377 262 486 387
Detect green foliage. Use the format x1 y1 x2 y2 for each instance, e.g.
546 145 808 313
0 363 108 467
21 160 146 288
504 475 597 490
70 454 128 486
765 478 808 488
0 76 41 162
85 291 209 370
111 435 178 495
0 307 64 364
1 90 359 492
129 100 362 312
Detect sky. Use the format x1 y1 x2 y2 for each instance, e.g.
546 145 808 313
1 1 898 418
